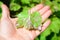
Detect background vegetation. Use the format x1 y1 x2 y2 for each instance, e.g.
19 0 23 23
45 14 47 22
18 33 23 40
0 0 60 40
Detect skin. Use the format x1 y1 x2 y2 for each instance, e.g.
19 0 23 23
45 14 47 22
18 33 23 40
0 4 52 40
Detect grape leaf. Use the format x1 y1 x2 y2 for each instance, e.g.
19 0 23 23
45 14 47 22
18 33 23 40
30 11 42 29
49 17 60 33
21 0 30 4
17 10 42 30
10 3 21 11
17 10 29 28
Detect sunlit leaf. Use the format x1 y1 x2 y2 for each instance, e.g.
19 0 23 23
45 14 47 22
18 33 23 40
10 3 21 11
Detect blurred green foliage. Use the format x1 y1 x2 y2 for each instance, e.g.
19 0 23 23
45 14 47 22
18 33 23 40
0 1 3 19
0 0 60 40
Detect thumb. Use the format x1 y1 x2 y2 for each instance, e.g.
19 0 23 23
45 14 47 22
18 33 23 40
0 4 16 37
1 4 10 19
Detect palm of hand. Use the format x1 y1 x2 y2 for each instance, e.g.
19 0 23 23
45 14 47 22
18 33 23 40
0 4 51 40
0 16 40 40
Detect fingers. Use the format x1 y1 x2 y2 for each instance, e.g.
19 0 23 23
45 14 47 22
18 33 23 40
29 4 44 13
38 5 51 22
41 19 51 32
35 19 51 37
1 4 10 19
39 6 50 15
29 4 52 23
42 10 52 22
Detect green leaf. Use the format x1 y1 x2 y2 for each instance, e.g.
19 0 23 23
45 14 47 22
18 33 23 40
40 36 46 40
23 6 30 11
30 11 42 29
52 1 59 11
41 27 51 37
10 0 15 3
30 4 35 7
39 16 60 40
57 4 60 11
51 34 58 40
17 10 42 29
17 10 29 28
0 1 3 19
31 0 41 3
45 0 52 6
0 10 2 19
21 0 30 4
0 1 3 6
57 36 60 40
49 17 60 33
10 3 21 11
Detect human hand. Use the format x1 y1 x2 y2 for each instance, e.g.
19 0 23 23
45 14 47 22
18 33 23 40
0 4 51 40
